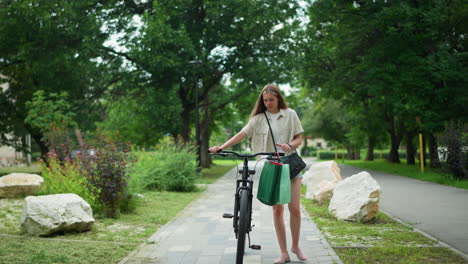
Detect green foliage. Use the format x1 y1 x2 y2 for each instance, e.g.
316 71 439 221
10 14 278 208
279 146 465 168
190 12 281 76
300 0 467 163
437 121 467 179
97 89 182 148
0 0 110 152
25 90 77 133
38 154 99 212
127 151 164 193
317 151 408 161
302 100 348 144
112 0 303 155
128 141 199 193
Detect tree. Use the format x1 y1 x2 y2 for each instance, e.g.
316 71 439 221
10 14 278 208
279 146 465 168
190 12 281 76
96 87 182 149
0 1 111 156
302 99 369 159
105 0 302 167
24 90 78 159
300 0 467 164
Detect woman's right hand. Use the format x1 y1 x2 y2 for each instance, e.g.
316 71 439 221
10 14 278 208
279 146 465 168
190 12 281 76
209 146 222 153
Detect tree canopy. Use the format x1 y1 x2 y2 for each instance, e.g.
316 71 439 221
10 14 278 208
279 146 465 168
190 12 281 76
300 0 467 163
0 0 466 172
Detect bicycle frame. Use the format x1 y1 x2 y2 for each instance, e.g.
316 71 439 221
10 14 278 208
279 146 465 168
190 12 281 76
209 150 284 261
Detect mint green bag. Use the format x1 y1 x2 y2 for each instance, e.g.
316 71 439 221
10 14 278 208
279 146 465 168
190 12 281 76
257 161 291 206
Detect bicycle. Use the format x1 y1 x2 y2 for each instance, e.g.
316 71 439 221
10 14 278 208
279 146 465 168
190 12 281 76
209 150 284 264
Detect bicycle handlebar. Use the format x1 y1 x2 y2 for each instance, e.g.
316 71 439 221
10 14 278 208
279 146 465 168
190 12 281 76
208 150 285 159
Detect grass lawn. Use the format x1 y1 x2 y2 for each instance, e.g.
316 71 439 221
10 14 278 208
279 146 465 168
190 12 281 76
0 161 236 264
0 163 41 176
197 159 238 184
301 186 468 264
340 159 468 189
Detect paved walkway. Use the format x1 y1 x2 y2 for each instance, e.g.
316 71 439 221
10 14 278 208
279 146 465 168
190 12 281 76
337 164 468 258
119 161 342 264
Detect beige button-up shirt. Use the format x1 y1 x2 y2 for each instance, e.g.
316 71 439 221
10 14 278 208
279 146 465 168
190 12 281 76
242 108 304 154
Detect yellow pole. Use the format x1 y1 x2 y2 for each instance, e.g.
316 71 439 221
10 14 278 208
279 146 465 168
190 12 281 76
335 146 338 160
419 133 424 173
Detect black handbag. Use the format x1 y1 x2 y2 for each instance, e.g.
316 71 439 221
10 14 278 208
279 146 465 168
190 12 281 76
264 112 306 178
281 152 306 178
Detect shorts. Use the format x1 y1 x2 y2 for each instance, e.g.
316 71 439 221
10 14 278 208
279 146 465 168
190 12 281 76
291 172 303 180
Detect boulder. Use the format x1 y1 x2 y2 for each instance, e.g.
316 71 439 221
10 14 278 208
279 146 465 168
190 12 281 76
328 171 381 222
303 160 342 200
0 173 44 198
20 193 95 236
314 180 336 203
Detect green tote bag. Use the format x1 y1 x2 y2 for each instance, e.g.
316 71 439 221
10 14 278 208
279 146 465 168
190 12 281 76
257 161 291 206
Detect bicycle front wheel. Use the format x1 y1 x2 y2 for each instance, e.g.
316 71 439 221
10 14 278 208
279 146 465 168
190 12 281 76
236 189 250 264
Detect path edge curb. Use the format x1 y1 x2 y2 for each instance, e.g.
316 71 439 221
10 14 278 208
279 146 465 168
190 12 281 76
381 209 468 261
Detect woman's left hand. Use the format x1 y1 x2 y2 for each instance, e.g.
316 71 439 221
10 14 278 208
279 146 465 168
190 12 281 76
275 143 291 152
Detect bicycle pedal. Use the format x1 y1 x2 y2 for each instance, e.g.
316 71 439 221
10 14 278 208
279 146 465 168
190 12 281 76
250 245 261 250
222 213 233 218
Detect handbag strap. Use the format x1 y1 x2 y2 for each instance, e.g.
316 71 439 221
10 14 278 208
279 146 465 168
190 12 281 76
263 111 281 161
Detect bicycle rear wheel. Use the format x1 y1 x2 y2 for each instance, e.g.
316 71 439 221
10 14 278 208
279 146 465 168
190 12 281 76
236 189 250 264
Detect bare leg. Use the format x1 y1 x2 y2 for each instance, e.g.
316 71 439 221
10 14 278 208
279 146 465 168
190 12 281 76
273 204 290 262
289 177 307 261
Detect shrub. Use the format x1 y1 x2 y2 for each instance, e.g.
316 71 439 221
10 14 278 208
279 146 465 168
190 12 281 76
127 151 164 193
38 152 99 212
316 150 413 160
317 151 347 160
79 133 130 218
301 146 317 157
438 122 467 179
161 150 198 192
127 142 198 193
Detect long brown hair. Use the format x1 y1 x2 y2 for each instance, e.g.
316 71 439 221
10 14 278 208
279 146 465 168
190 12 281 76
249 84 288 119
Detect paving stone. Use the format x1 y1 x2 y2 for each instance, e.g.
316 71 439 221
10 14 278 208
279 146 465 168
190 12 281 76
118 164 343 264
195 255 222 264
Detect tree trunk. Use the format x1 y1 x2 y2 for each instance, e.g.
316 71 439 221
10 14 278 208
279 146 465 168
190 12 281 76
388 132 401 163
74 128 86 149
200 100 213 168
30 132 48 159
355 146 361 160
385 114 402 163
180 104 192 142
406 131 416 165
347 145 360 160
428 133 441 168
365 135 375 161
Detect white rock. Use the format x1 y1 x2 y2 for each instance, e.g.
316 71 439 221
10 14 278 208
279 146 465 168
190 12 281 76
20 193 95 236
328 171 381 222
0 173 44 198
314 180 336 203
303 160 342 200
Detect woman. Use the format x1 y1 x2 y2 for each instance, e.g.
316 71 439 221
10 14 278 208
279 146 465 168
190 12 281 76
209 84 307 264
